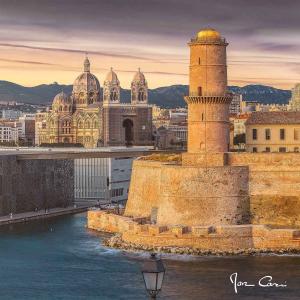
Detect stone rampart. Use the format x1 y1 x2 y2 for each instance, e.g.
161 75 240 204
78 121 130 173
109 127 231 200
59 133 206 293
88 210 300 252
125 153 300 228
0 155 74 216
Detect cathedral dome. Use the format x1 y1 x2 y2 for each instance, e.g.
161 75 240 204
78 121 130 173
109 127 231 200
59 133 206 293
197 28 221 41
52 91 71 105
52 91 72 112
132 68 146 83
73 72 101 93
72 57 101 95
105 68 120 84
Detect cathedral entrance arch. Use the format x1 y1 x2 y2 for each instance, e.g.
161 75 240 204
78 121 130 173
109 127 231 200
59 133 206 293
123 119 134 146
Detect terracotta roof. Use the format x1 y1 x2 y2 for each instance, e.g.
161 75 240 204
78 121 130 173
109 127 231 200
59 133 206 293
245 111 300 125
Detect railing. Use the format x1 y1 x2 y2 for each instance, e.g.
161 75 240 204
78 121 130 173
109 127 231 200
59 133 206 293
187 91 233 97
190 37 226 44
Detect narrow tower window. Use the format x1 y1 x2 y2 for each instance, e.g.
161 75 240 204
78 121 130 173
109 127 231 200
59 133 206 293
280 129 285 140
252 128 257 140
265 128 271 140
198 57 201 65
198 86 202 96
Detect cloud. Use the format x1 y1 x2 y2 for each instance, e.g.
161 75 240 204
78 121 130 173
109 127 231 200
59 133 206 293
0 43 159 61
0 57 57 66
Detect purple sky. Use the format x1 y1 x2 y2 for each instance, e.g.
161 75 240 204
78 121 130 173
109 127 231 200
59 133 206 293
0 0 299 88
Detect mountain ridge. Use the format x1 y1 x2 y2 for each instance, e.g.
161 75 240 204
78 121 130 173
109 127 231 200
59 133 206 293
0 80 292 108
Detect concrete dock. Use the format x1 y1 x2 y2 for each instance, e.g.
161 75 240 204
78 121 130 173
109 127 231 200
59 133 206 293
0 206 89 226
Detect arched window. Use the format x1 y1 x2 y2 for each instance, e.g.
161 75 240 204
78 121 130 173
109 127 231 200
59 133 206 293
138 88 144 101
85 121 90 128
78 121 83 129
110 88 117 101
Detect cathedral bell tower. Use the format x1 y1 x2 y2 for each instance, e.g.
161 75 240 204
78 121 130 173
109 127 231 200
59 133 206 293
184 28 232 153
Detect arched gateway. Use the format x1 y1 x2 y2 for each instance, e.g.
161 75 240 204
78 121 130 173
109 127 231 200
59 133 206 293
123 119 134 146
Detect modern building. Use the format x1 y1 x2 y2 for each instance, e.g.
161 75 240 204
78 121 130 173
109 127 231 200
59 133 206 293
289 83 300 111
0 123 19 144
74 155 135 206
245 111 300 152
18 114 35 146
229 93 242 114
1 109 22 120
36 58 153 148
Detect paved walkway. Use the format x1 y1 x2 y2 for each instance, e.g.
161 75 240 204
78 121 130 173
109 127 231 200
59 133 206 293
0 206 89 226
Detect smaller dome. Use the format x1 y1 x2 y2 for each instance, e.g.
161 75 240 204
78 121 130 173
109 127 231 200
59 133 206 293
52 91 71 105
105 68 120 84
133 68 146 83
52 91 73 113
197 28 221 41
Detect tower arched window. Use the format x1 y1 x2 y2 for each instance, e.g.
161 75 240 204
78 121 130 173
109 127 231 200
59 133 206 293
110 88 117 101
138 89 144 101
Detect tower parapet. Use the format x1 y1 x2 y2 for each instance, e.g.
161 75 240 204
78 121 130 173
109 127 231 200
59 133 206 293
185 28 232 153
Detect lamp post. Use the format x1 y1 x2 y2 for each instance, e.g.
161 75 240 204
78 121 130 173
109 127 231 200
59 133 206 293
141 253 165 299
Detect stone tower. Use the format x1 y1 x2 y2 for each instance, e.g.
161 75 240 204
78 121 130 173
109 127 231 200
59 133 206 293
131 68 148 104
184 28 232 153
103 68 121 104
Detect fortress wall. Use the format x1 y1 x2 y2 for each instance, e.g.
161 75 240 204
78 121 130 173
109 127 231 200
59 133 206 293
157 165 249 226
124 160 163 218
229 153 300 226
87 210 300 252
124 153 300 228
0 156 74 216
124 159 250 226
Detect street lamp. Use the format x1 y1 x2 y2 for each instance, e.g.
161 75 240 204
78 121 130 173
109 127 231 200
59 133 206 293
141 253 165 299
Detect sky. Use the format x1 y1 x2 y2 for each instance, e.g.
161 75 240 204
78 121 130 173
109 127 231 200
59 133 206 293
0 0 299 89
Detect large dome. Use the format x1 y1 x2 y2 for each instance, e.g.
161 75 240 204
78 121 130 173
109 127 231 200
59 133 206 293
72 57 100 95
197 28 221 41
73 72 101 94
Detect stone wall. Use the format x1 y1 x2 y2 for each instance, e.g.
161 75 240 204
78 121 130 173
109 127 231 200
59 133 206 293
229 153 300 227
125 161 162 218
0 156 74 216
125 159 249 226
88 210 300 252
125 153 300 228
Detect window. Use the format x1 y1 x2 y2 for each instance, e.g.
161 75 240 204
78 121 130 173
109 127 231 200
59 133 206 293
265 147 270 152
198 57 201 65
294 129 300 140
198 86 202 96
253 147 257 153
280 129 285 140
252 129 257 140
279 147 286 152
111 188 124 197
265 129 271 140
294 147 299 153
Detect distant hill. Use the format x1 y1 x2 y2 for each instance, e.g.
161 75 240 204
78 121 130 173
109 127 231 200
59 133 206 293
0 81 292 108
